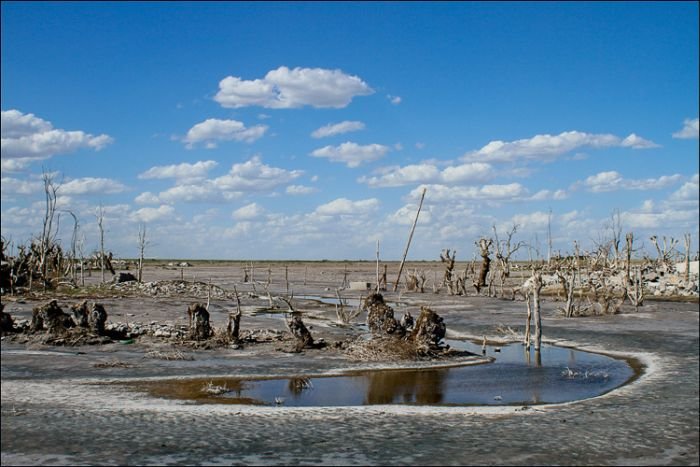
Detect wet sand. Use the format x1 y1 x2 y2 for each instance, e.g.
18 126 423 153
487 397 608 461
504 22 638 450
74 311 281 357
2 262 698 465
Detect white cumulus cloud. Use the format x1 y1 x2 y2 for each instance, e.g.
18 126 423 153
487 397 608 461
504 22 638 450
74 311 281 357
311 120 365 138
61 177 127 195
286 185 317 195
1 109 113 161
183 118 267 148
463 130 658 163
583 171 683 192
359 162 494 188
214 66 373 109
310 142 389 168
408 183 528 202
138 160 218 182
314 198 379 216
131 205 176 223
232 203 265 220
214 155 303 191
672 117 699 139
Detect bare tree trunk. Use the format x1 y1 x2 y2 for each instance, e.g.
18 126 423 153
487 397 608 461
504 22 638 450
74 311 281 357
684 233 691 284
137 223 147 283
524 294 532 347
67 211 79 282
375 239 380 293
474 238 493 293
625 232 633 286
96 204 106 284
394 187 426 291
532 271 543 351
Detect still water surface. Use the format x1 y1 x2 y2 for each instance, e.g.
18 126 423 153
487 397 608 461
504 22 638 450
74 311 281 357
134 340 638 407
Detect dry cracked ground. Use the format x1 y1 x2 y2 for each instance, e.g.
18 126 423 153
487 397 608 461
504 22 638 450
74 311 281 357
1 262 699 466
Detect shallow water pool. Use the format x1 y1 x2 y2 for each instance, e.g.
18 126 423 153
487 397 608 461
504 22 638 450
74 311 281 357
130 340 639 407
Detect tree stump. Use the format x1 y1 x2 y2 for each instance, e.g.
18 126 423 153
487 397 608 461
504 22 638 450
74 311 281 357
31 300 74 334
70 300 90 328
227 310 241 343
286 312 314 351
187 303 212 340
1 303 16 335
400 311 414 330
364 293 405 337
409 306 446 349
89 303 108 335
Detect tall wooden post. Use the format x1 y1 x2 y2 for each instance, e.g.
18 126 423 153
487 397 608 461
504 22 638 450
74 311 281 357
394 188 427 291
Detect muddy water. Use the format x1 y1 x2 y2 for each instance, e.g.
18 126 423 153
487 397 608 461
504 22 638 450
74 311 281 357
127 341 639 407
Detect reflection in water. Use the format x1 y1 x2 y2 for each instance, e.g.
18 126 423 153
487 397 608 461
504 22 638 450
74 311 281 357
126 342 639 407
365 369 447 404
522 346 541 367
288 377 313 396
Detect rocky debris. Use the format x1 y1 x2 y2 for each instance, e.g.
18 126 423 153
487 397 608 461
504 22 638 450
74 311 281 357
31 300 74 334
111 280 234 299
187 303 212 340
364 293 405 338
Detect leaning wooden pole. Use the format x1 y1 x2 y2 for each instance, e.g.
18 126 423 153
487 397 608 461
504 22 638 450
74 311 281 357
393 188 427 291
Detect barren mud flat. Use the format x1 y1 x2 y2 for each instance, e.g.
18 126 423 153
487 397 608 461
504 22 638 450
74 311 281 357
2 262 699 466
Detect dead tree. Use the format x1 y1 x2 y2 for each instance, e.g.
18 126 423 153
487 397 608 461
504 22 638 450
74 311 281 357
493 224 525 297
335 289 362 324
280 296 314 352
473 238 493 294
440 249 457 292
228 285 243 343
626 266 645 309
556 264 577 318
137 223 148 283
683 233 692 283
625 232 634 286
65 210 79 283
39 170 61 290
378 264 388 291
606 209 623 268
187 303 212 340
96 204 106 284
650 235 679 271
523 271 543 350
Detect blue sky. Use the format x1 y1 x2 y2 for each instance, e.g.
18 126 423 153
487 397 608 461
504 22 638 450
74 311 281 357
1 2 698 260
